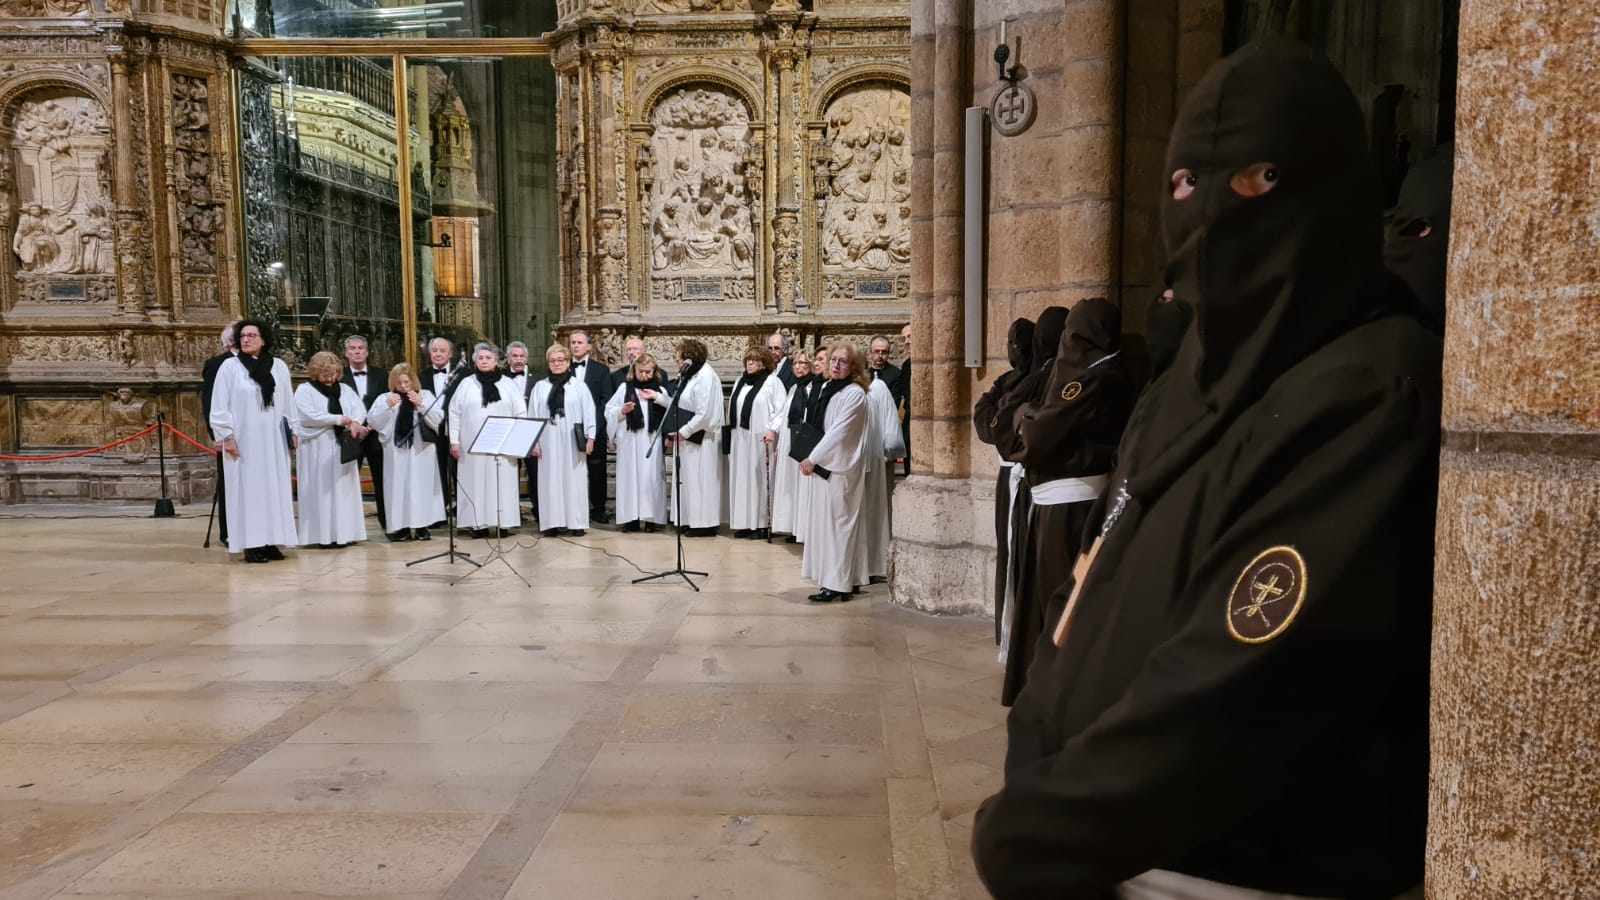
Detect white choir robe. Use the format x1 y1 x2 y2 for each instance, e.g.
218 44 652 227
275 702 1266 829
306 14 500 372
293 383 369 546
209 356 299 554
858 379 900 578
449 375 528 529
767 384 807 535
727 376 787 530
660 364 724 528
606 382 669 525
529 378 596 530
367 391 446 531
800 384 870 593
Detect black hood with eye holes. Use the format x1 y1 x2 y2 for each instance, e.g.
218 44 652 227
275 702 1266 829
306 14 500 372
1008 317 1036 373
1119 40 1399 499
1384 143 1454 333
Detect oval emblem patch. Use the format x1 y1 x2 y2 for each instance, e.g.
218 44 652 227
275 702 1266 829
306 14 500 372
1060 381 1083 401
1226 546 1307 644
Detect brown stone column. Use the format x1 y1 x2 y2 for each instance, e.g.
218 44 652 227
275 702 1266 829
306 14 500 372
1428 2 1600 896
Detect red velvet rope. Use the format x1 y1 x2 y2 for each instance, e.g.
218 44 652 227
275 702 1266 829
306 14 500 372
0 423 164 462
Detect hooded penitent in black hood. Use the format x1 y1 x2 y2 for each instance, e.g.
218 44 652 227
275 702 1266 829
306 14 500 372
1056 297 1121 371
1007 318 1035 373
1143 291 1192 379
1121 39 1396 498
1384 143 1454 333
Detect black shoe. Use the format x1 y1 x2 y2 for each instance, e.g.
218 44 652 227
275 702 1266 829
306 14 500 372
784 535 797 544
643 522 659 534
244 547 270 563
868 575 887 585
688 527 717 538
264 546 285 560
568 529 586 537
471 528 490 539
387 530 412 542
498 528 513 538
677 525 691 535
542 527 561 537
415 528 432 541
734 529 752 539
620 520 640 533
809 588 847 603
753 528 770 540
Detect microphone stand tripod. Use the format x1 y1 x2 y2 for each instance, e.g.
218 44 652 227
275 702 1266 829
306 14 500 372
634 373 707 591
408 371 478 570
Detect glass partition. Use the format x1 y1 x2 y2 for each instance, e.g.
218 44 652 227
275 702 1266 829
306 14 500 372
229 0 556 40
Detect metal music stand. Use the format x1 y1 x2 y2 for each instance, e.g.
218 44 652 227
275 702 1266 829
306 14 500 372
633 388 708 591
453 415 547 587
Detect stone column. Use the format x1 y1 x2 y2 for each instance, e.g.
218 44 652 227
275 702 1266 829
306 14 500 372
1428 2 1600 896
891 0 1125 615
107 38 145 320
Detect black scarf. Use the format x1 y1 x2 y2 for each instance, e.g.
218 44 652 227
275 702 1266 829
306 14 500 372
730 370 771 430
787 374 817 425
312 379 348 445
473 370 502 407
546 369 575 419
240 351 276 408
803 375 828 424
625 376 664 433
394 390 418 448
680 358 705 383
816 377 855 424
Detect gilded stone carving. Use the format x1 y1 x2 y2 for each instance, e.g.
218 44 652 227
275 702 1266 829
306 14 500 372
7 93 112 276
639 0 749 13
595 206 628 313
0 0 91 16
19 397 101 448
646 86 756 277
819 83 910 274
772 209 799 314
106 386 153 461
171 73 217 276
11 334 113 362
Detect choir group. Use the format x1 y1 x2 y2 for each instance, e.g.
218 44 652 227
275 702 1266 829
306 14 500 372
206 323 908 600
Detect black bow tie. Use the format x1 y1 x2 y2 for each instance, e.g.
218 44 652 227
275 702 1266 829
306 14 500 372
433 368 447 374
353 371 366 378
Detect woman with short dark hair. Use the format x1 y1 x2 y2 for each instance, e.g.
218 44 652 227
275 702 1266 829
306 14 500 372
449 342 527 539
662 338 724 537
208 319 298 563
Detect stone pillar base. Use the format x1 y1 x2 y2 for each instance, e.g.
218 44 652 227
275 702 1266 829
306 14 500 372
889 473 998 616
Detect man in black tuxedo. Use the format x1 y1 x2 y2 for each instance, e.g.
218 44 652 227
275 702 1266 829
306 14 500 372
568 329 614 523
767 331 796 389
868 334 900 387
612 337 645 384
200 322 240 545
889 324 912 476
506 341 538 518
341 334 388 531
424 336 462 527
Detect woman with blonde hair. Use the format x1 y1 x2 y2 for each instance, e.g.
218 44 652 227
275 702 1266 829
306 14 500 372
294 350 370 548
799 342 872 602
605 351 671 532
366 362 445 542
529 342 596 536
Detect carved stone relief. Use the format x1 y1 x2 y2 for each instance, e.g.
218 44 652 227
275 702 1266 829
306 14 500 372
19 397 102 449
819 83 910 275
639 0 749 13
0 0 91 16
106 387 153 461
646 86 756 279
171 73 218 276
7 92 112 276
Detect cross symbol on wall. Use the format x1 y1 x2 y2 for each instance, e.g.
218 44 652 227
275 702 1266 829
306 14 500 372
995 88 1028 125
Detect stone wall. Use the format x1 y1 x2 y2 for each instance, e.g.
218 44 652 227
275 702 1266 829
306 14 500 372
0 6 238 499
892 0 1224 615
1427 0 1599 894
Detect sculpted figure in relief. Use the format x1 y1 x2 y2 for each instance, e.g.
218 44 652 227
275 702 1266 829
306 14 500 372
820 85 912 273
646 86 755 276
8 94 111 275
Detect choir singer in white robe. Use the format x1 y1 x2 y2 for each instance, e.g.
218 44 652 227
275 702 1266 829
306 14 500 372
294 351 370 548
450 342 528 539
727 347 787 540
859 374 904 582
799 344 872 602
210 319 298 564
662 338 724 537
605 352 670 533
530 343 596 537
367 363 445 542
764 352 814 541
792 347 831 546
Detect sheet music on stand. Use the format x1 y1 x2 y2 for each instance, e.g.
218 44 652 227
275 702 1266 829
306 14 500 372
468 416 547 458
